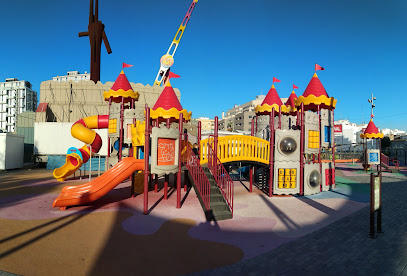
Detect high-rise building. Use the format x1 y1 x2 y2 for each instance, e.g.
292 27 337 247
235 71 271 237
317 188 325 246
0 78 38 132
219 95 269 132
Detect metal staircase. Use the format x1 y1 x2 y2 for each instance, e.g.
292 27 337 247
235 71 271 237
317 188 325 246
202 166 232 221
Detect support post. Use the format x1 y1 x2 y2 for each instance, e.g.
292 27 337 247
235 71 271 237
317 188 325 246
300 103 304 196
249 166 253 193
214 116 219 179
250 117 254 193
318 105 322 192
332 109 335 189
198 121 202 146
107 98 112 169
164 175 168 200
118 97 125 161
143 106 150 215
154 174 158 193
269 109 275 197
278 106 282 129
177 113 183 208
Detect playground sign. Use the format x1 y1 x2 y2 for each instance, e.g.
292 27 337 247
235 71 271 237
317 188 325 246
150 126 179 176
367 149 380 165
369 172 383 238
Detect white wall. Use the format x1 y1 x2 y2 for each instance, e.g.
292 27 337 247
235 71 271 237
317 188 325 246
0 133 24 170
34 122 108 156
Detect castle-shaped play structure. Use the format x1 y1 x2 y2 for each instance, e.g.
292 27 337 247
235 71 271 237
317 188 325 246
51 67 338 221
200 71 337 198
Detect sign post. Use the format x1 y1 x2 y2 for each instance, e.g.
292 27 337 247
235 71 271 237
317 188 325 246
369 172 383 238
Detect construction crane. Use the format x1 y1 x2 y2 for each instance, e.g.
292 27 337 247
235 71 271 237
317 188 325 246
154 0 198 86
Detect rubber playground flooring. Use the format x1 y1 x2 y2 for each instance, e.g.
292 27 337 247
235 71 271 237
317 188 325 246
0 165 371 276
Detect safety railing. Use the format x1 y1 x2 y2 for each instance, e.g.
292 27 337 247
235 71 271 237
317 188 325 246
200 135 270 165
182 143 210 210
381 153 389 166
208 143 234 217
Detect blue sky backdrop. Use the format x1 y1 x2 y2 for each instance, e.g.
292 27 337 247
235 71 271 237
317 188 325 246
0 0 406 130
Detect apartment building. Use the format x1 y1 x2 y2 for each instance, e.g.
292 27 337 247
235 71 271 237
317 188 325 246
218 95 266 132
0 78 38 132
195 117 214 130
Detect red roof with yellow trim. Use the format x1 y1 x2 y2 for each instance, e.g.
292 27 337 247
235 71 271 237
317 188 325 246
360 119 383 139
103 70 138 103
296 73 336 111
150 80 191 121
255 84 289 114
153 81 183 111
262 85 283 106
303 73 329 98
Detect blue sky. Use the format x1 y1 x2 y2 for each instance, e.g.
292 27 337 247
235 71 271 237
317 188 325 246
0 0 406 130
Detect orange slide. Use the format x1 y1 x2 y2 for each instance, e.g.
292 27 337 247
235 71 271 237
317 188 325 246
52 157 144 210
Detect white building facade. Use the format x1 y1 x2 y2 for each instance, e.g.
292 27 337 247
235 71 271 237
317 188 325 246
219 95 271 132
52 71 90 82
0 78 38 132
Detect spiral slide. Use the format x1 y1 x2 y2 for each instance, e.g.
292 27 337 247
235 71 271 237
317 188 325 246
53 157 144 209
53 115 109 181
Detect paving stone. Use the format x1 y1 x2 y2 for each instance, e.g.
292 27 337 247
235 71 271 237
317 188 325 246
188 170 407 276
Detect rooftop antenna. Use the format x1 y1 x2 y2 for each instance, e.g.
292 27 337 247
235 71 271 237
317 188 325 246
367 92 376 118
79 0 112 83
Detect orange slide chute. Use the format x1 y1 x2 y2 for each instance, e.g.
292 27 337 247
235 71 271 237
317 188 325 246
53 115 110 181
52 157 144 209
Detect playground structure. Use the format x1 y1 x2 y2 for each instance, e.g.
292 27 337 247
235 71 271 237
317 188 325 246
52 67 340 220
51 1 345 220
200 72 337 197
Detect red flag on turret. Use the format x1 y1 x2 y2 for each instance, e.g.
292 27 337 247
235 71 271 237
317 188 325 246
273 77 280 83
293 84 298 89
168 71 181 79
315 64 325 71
122 62 133 68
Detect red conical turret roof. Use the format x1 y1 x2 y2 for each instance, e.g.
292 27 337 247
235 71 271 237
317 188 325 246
303 73 329 98
283 90 298 114
150 80 191 120
285 90 297 107
360 119 383 139
296 73 336 111
262 84 283 106
255 84 289 114
153 81 183 111
103 70 138 103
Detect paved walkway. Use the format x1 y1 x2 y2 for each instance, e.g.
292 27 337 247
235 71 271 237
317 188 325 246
190 171 407 276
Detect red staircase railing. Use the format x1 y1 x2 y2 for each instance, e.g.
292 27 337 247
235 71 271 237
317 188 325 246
381 153 389 167
183 143 211 210
208 143 234 217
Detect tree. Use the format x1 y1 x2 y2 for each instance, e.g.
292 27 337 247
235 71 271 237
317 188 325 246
381 136 391 149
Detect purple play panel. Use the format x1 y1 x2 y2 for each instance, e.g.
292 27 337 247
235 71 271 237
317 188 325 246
0 172 368 260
